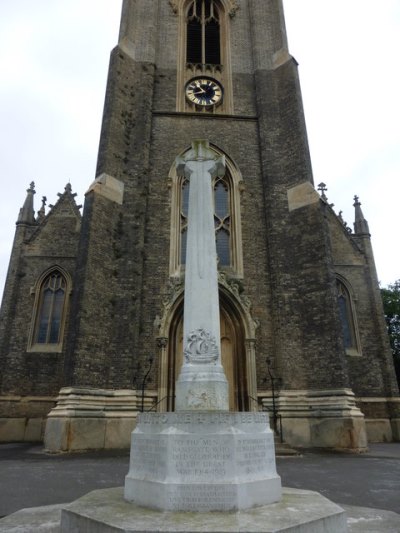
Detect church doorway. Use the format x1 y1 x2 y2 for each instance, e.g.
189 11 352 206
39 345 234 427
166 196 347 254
166 297 248 411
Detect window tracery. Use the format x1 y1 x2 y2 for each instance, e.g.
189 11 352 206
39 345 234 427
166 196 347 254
176 0 233 113
187 0 221 68
170 145 243 277
28 268 70 352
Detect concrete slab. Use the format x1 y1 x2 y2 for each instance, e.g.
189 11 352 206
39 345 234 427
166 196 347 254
343 505 400 533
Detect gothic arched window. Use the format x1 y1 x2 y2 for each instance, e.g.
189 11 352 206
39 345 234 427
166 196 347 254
187 0 221 66
180 174 231 266
28 269 70 351
336 278 360 355
169 145 243 277
214 175 230 266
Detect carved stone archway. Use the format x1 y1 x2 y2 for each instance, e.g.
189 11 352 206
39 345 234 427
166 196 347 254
156 274 259 412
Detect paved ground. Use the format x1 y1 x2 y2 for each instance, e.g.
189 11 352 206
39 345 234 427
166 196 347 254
0 442 399 520
277 443 400 515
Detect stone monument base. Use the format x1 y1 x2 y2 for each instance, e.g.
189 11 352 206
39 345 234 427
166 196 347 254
125 411 281 511
60 486 348 532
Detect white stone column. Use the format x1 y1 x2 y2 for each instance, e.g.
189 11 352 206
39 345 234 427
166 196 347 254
175 140 229 411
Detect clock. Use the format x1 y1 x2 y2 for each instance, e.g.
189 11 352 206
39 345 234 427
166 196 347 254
185 77 223 107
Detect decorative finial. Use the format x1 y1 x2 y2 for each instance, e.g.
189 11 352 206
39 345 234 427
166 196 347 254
37 196 47 221
317 182 328 201
17 181 36 224
353 195 370 235
317 182 334 207
65 182 72 193
337 210 351 232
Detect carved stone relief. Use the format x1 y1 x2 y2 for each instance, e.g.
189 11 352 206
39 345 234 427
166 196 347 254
184 329 219 364
157 272 259 341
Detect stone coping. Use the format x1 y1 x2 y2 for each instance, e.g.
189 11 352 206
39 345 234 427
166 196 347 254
2 499 399 533
62 487 347 532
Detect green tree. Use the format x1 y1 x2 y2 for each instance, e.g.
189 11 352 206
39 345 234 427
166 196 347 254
381 280 400 386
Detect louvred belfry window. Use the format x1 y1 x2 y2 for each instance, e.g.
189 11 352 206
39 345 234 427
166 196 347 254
187 0 221 66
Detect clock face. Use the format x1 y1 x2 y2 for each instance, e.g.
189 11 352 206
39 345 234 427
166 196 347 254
185 78 223 107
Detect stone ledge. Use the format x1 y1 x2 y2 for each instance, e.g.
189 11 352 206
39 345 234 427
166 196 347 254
2 498 399 533
60 487 347 532
45 387 155 418
86 173 124 205
287 182 320 212
259 389 367 450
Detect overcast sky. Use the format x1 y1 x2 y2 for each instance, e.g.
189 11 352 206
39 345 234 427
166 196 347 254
0 1 399 303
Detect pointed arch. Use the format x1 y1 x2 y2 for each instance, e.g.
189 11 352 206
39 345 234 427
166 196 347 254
186 0 221 66
168 143 244 277
157 278 258 412
336 275 361 356
28 266 72 352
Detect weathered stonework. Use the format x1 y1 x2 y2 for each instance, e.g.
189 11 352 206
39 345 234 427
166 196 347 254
43 388 148 452
0 0 398 450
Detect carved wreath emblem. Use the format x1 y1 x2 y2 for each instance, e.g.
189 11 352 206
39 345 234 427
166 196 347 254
184 329 219 364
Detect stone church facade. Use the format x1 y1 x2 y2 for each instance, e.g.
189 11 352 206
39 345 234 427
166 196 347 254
0 0 399 451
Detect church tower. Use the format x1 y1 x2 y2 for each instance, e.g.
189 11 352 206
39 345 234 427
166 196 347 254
1 0 399 450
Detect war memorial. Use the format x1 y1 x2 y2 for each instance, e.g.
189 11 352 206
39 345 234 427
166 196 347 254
59 141 347 530
0 0 399 530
